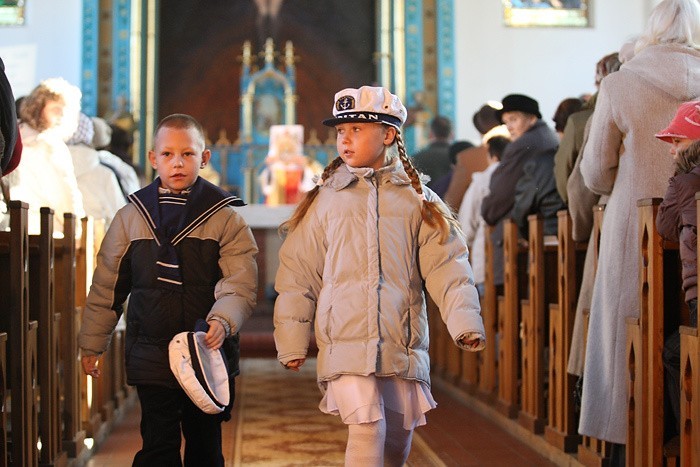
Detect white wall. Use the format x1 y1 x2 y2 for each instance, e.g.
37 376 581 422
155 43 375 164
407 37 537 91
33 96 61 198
0 0 82 97
0 0 665 133
454 0 656 143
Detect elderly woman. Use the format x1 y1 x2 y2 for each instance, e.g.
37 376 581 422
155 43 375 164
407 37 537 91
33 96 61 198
578 0 700 462
8 78 85 236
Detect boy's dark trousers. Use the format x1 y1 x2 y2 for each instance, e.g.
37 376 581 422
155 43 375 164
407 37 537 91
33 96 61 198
132 382 233 467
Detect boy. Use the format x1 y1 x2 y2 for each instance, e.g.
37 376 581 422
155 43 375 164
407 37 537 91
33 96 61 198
78 113 258 466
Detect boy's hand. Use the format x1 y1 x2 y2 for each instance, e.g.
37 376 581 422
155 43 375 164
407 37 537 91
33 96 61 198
204 320 225 350
81 355 101 378
284 358 306 372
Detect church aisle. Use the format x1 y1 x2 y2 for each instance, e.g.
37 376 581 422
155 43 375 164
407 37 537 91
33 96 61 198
86 356 557 466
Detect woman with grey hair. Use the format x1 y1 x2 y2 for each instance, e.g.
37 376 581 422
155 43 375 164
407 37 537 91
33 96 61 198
578 0 700 463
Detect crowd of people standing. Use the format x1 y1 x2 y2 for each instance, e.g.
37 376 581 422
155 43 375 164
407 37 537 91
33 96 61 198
409 0 700 464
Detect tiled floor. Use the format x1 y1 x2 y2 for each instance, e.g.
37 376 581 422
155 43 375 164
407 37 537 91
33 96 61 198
86 303 560 466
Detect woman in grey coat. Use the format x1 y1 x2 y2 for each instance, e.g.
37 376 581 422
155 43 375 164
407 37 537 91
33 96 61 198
578 0 700 460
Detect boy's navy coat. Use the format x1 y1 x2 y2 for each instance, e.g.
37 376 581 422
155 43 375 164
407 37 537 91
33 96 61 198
78 177 258 387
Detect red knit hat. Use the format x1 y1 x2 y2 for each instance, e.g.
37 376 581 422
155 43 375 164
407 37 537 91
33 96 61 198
655 101 700 143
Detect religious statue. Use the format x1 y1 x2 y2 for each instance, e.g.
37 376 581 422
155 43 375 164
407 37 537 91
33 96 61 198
258 125 319 205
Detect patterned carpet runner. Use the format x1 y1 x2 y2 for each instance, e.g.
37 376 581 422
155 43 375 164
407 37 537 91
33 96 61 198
223 358 442 466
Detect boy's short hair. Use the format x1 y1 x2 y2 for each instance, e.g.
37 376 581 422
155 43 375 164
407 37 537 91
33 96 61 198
154 114 206 148
486 135 510 161
448 140 474 165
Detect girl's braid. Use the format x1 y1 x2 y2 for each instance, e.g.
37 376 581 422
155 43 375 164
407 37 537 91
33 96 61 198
395 133 464 243
395 133 424 196
280 156 344 234
321 155 345 180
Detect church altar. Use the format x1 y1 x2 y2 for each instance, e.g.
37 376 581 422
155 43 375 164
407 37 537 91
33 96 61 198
236 204 295 229
236 203 295 302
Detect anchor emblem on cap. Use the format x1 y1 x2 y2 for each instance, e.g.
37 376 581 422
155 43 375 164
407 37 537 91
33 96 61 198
336 96 355 111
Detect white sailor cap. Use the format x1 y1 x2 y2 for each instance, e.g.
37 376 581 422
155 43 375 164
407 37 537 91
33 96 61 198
169 331 230 414
323 86 407 129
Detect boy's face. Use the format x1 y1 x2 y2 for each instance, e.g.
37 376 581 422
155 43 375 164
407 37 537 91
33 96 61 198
148 126 211 193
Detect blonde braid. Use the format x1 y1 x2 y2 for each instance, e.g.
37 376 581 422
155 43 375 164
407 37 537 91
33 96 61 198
395 133 425 196
279 156 345 235
395 133 464 244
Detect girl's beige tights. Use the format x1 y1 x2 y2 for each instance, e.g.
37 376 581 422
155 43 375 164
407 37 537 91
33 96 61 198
344 409 413 467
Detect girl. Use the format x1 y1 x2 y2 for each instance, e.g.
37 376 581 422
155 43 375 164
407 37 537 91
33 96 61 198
273 86 485 466
655 100 700 443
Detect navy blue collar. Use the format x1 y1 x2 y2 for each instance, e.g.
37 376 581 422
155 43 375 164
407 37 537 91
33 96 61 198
128 177 245 246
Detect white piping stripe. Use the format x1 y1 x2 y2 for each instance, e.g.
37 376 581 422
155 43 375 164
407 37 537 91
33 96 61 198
684 115 700 127
157 277 183 285
172 197 238 245
156 261 180 269
129 194 161 247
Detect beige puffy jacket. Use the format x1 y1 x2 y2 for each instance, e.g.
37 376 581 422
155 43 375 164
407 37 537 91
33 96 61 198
273 160 484 387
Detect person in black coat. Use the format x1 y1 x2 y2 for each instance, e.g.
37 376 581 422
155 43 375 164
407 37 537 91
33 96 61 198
0 56 21 177
481 94 559 286
511 147 566 239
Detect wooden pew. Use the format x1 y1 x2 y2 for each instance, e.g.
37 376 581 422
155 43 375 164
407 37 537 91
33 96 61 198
53 213 87 460
578 204 613 466
0 332 7 467
76 218 130 449
676 192 700 465
0 201 40 466
472 224 497 400
79 218 110 442
444 323 463 385
680 324 698 466
545 210 586 452
27 208 67 465
496 219 528 418
519 214 558 434
626 198 683 466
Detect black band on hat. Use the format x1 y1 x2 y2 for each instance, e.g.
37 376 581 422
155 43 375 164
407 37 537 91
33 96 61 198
323 111 402 128
187 332 227 410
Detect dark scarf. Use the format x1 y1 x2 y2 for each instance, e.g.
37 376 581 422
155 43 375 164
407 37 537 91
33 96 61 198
128 177 245 290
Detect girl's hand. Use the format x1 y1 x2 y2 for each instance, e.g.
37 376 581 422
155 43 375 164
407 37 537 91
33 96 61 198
204 320 226 350
460 336 485 350
81 355 101 378
284 358 306 371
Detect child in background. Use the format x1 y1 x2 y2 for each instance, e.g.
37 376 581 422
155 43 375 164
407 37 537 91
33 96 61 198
655 100 700 445
78 114 258 466
458 135 509 297
273 86 485 466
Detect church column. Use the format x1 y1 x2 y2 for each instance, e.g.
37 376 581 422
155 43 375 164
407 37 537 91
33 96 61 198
435 0 455 124
377 0 393 88
81 1 99 116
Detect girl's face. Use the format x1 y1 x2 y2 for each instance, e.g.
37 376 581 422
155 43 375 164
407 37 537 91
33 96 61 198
42 98 65 130
148 126 211 193
502 111 537 141
335 122 396 170
670 137 694 161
